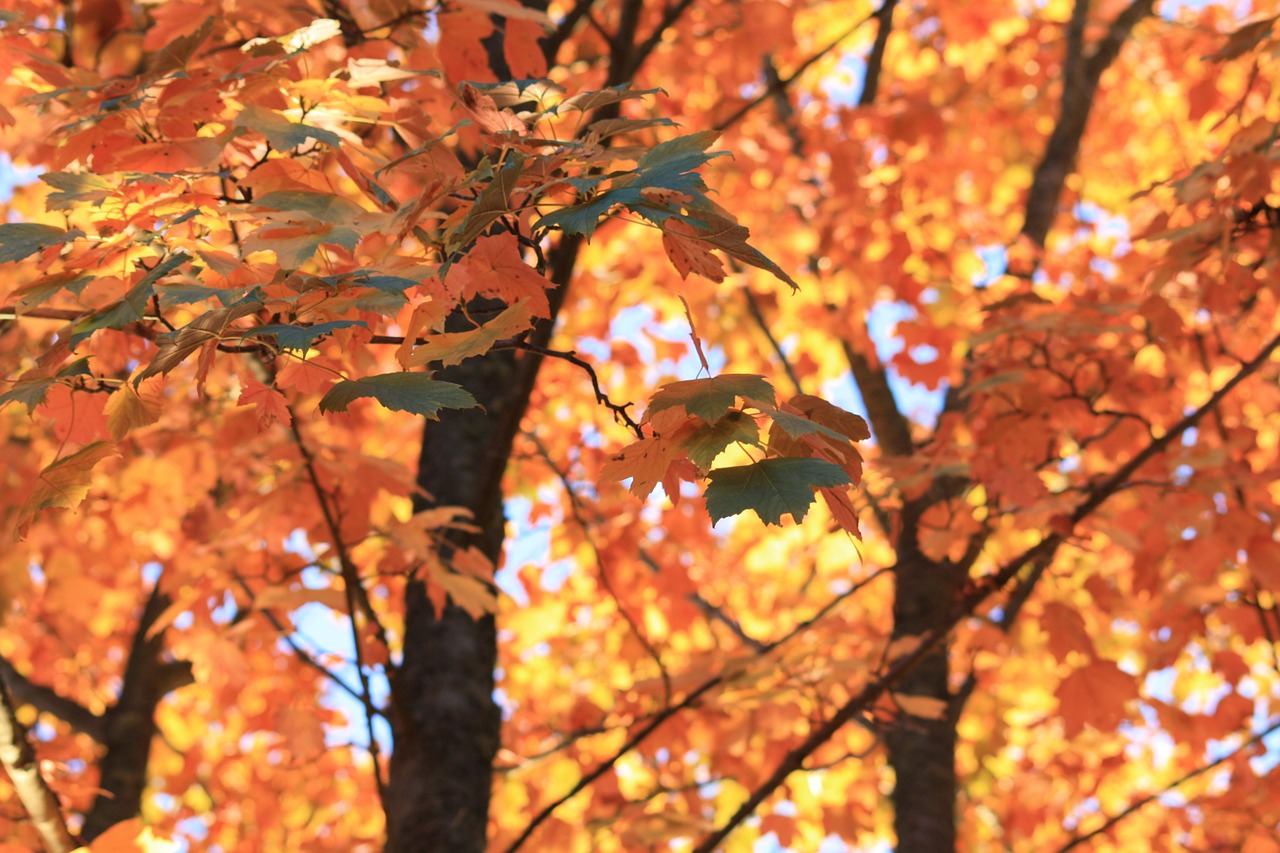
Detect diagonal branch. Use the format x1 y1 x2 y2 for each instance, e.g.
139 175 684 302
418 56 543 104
0 679 78 853
1021 0 1155 245
0 656 104 742
857 0 899 107
1057 715 1280 852
715 10 877 133
287 415 391 804
692 329 1280 851
503 567 891 853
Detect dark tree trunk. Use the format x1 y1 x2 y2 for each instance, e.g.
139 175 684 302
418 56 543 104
83 586 189 841
885 507 963 853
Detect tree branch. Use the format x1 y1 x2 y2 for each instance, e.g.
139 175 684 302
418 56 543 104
0 680 78 853
0 656 104 742
504 568 891 852
692 329 1280 851
1021 0 1155 245
715 10 876 133
1057 715 1280 852
287 414 390 804
856 0 899 107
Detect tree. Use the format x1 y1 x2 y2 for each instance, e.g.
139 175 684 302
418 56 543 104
2 0 1279 851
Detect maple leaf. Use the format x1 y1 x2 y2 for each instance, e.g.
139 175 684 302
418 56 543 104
1056 660 1140 737
0 222 81 263
704 458 850 525
444 232 552 317
238 379 292 430
406 301 534 368
662 218 726 282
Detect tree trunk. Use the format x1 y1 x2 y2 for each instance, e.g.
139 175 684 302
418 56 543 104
885 509 963 853
83 586 190 841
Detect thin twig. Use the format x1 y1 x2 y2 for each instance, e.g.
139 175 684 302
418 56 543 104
286 414 390 803
715 11 877 133
229 573 368 706
510 341 644 437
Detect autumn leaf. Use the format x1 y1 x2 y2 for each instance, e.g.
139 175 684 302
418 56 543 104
406 300 534 368
1056 660 1140 737
238 379 292 429
444 232 552 317
662 218 726 282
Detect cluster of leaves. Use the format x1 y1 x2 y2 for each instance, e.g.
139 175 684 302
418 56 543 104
0 16 855 541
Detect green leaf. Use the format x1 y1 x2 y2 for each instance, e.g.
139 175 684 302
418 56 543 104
252 191 364 223
647 374 776 422
0 376 56 412
449 152 526 253
154 282 255 308
704 458 851 526
535 187 641 237
40 171 115 210
0 223 79 264
318 373 478 418
683 411 760 469
763 408 847 441
236 103 343 150
242 320 366 350
69 253 190 348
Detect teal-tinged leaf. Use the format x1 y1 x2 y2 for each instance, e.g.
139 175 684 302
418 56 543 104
316 271 422 293
704 458 851 525
318 373 478 418
155 282 255 308
40 171 115 210
236 103 343 150
0 376 57 412
763 408 847 441
683 411 760 469
588 116 677 140
449 152 526 252
252 191 364 223
647 374 776 422
0 223 79 264
69 253 190 348
243 320 366 350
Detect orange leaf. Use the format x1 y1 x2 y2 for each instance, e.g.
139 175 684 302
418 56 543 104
237 379 292 430
662 218 726 282
446 233 551 317
1056 660 1138 737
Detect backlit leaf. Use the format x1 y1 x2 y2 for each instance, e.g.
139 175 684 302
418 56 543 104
318 373 478 418
704 458 850 525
